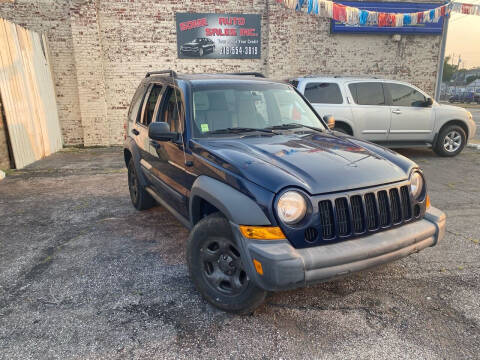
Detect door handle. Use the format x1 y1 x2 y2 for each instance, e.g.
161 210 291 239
132 129 139 136
392 109 401 115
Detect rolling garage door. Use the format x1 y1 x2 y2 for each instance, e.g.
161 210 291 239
0 18 62 169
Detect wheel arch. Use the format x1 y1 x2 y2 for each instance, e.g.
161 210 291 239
124 138 148 187
437 119 469 140
189 176 271 226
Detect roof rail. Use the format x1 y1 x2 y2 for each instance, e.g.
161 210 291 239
145 70 177 78
225 72 266 78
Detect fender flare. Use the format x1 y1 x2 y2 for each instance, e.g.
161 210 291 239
189 176 271 226
124 137 149 187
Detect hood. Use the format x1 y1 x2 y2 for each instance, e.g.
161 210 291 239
191 131 416 195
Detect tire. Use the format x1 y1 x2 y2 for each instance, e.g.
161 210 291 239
127 159 155 210
187 213 267 314
199 48 204 57
434 125 466 157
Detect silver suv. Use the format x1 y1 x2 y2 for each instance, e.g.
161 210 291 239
291 76 476 156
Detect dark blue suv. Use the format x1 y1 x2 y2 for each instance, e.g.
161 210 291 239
124 71 446 314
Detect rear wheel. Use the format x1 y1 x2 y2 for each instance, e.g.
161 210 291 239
128 159 155 210
187 213 266 314
434 125 466 157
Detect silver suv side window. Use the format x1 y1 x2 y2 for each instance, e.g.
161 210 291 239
304 82 343 104
387 83 426 107
349 82 386 106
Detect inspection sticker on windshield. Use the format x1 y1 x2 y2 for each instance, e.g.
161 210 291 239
201 123 209 132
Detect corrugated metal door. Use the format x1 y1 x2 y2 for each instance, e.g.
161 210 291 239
0 18 62 169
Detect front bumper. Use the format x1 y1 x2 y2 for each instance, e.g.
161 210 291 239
233 207 446 291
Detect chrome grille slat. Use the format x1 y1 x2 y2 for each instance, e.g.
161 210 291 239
335 198 349 236
318 200 334 239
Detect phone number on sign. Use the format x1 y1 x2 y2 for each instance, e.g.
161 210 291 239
219 46 259 55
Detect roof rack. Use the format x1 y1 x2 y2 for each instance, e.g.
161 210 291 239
145 70 177 78
224 72 266 78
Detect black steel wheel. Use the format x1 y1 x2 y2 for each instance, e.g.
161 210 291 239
187 213 267 314
127 159 155 210
201 236 249 296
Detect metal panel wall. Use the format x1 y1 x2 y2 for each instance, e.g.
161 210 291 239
0 18 62 169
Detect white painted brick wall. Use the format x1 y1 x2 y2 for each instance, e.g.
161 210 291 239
0 0 443 146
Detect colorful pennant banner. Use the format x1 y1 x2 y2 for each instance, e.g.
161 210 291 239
276 1 480 27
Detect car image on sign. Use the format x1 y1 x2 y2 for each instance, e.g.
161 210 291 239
180 38 215 57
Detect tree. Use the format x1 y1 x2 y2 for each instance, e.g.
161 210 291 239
442 56 458 82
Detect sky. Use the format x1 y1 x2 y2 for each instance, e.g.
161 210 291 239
445 8 480 69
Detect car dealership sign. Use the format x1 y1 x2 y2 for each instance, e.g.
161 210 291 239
175 13 261 59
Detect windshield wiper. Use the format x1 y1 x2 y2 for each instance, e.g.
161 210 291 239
266 123 324 132
204 127 275 135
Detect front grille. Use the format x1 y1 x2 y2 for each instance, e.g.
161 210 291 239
315 184 414 243
319 200 334 239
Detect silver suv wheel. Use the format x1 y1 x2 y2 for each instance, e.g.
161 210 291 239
443 130 462 153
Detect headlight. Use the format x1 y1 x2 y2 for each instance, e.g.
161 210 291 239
410 172 424 199
277 191 307 224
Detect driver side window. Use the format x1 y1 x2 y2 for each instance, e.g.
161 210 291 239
387 83 426 107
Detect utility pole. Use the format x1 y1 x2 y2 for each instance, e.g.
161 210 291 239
435 9 450 101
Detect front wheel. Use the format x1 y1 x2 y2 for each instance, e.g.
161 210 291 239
187 213 267 314
434 125 466 157
199 48 204 57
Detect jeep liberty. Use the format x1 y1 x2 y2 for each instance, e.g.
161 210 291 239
124 71 446 314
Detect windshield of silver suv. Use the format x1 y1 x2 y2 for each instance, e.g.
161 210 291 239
191 82 325 137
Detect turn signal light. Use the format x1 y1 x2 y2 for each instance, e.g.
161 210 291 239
253 259 264 275
426 194 431 209
239 225 286 240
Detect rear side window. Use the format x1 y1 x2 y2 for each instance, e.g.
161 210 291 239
349 82 386 105
387 83 426 107
304 82 343 104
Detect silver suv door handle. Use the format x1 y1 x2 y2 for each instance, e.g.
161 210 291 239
392 109 401 115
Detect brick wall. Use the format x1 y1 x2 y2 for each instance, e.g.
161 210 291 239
0 0 443 146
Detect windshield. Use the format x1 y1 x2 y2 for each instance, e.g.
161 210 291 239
191 82 325 137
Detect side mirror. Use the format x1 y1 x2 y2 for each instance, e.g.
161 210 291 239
148 122 177 141
424 98 433 107
323 115 335 130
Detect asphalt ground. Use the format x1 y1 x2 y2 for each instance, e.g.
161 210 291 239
0 146 479 359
